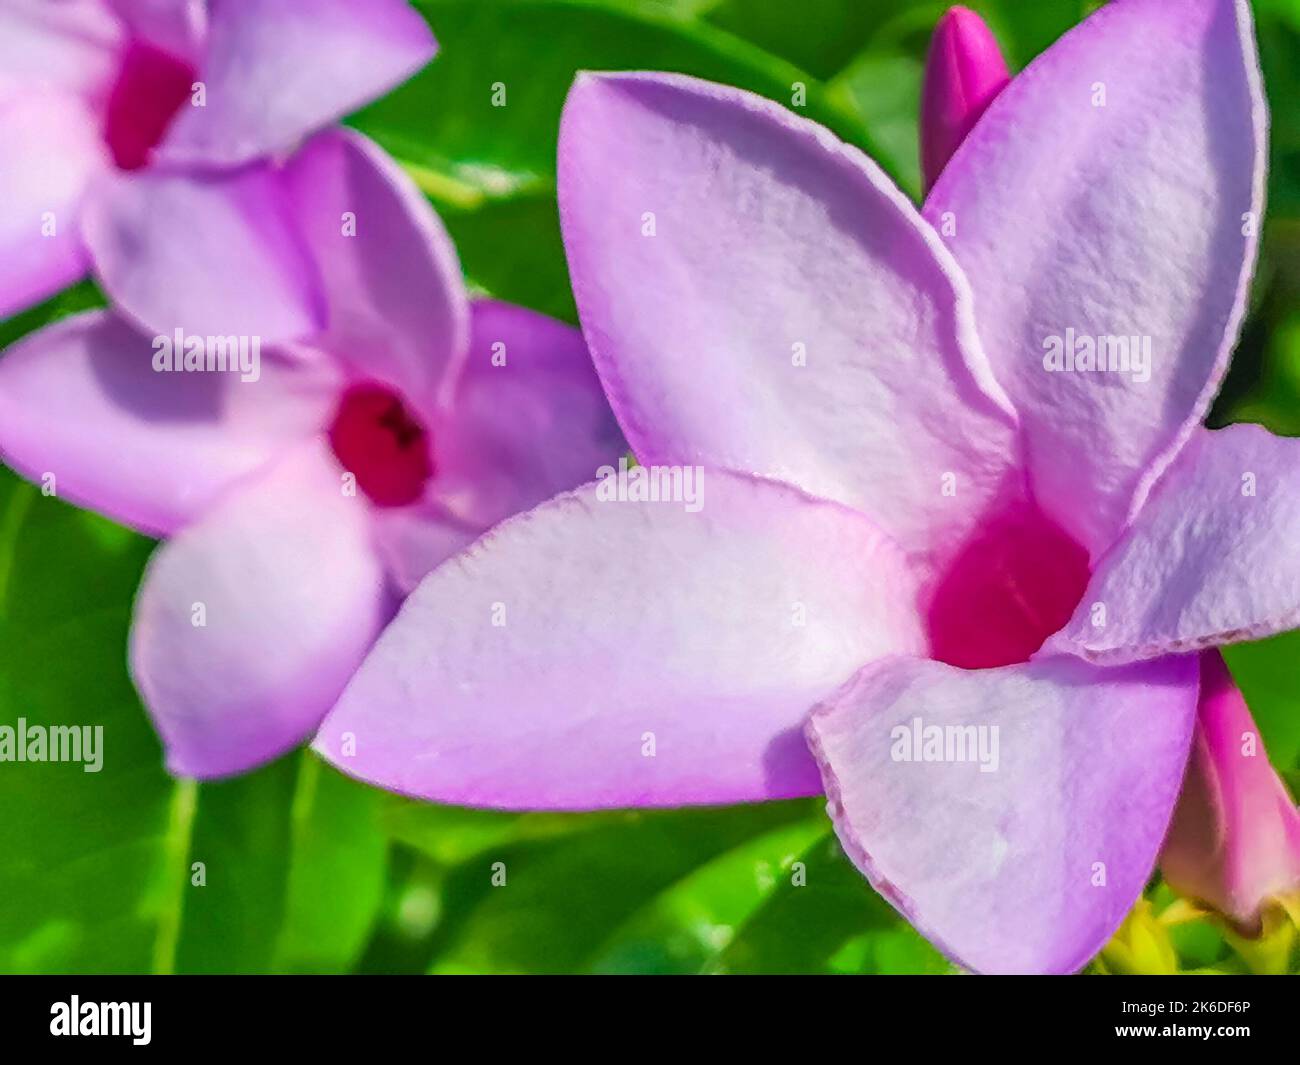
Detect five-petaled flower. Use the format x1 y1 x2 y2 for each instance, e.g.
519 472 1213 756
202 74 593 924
313 0 1300 973
0 129 623 778
1 0 435 340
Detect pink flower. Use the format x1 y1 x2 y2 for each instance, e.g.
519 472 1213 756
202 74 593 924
0 0 435 339
920 5 1009 193
311 0 1285 974
0 129 624 778
1160 650 1300 934
924 4 1300 943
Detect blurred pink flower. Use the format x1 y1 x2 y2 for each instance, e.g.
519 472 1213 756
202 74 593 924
0 129 623 777
0 0 434 338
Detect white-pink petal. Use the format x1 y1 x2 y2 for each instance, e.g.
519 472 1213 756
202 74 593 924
558 71 1019 570
0 93 108 318
807 653 1199 974
1052 425 1300 664
924 0 1266 556
0 0 122 100
0 311 339 536
82 164 326 342
157 0 436 167
281 128 468 417
130 440 388 778
316 471 925 808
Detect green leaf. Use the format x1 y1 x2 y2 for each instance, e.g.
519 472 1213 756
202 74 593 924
1224 630 1300 771
585 816 828 973
357 0 883 193
401 800 819 973
0 473 174 973
708 832 949 973
830 52 925 199
175 753 388 974
705 0 907 80
273 755 388 972
440 192 576 322
0 279 104 351
172 757 301 973
383 797 623 865
349 0 893 316
0 472 387 973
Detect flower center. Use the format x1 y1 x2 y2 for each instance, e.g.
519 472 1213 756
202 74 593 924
103 41 196 171
926 502 1090 669
327 383 434 508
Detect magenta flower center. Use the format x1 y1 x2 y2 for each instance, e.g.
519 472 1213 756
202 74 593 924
327 383 434 508
104 41 197 171
926 503 1091 669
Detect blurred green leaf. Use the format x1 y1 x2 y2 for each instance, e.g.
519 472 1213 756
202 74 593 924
175 753 387 974
1224 630 1300 771
350 0 892 317
273 756 388 972
384 799 635 866
707 832 949 973
398 800 819 973
0 471 387 973
0 279 104 351
830 53 925 199
0 472 174 974
441 193 577 322
172 758 300 973
358 0 883 193
705 0 907 80
587 816 828 972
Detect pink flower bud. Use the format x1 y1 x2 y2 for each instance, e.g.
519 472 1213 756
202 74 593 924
920 6 1011 193
1160 650 1300 934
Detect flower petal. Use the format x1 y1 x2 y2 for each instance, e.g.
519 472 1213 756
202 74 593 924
0 0 121 99
157 0 436 167
372 298 625 594
367 506 480 600
0 311 338 536
316 471 925 808
82 164 325 342
924 0 1266 556
130 440 388 778
1051 425 1300 664
440 300 625 526
281 128 468 414
0 92 108 318
806 653 1199 974
557 71 1019 567
107 0 207 64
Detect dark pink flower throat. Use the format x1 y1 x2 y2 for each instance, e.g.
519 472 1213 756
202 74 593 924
926 503 1091 669
104 41 196 171
328 383 434 508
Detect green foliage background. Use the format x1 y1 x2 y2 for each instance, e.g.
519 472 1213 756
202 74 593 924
2 0 1299 975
